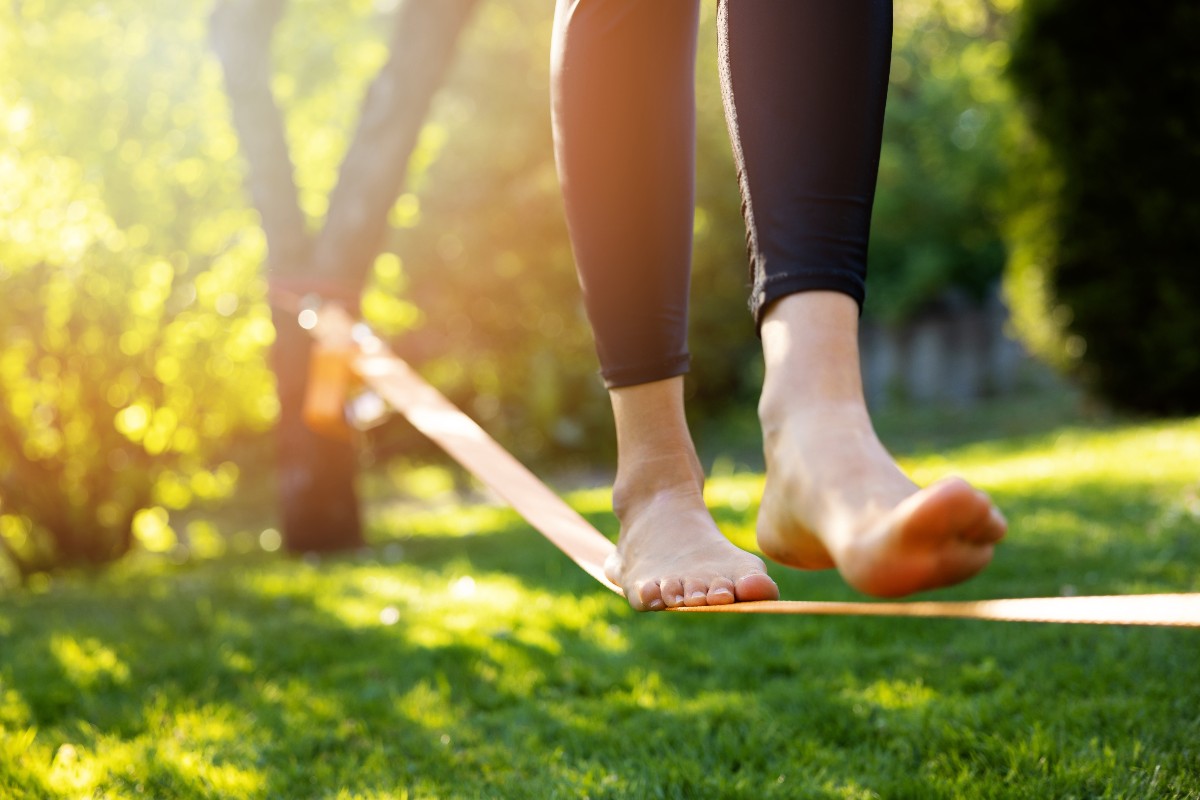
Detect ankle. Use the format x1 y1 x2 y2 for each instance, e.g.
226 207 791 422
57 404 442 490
612 448 706 521
758 394 873 443
607 376 707 521
758 292 871 437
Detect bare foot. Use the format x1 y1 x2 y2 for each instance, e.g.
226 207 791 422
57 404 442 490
755 292 1006 597
756 403 1007 597
604 377 779 611
607 461 780 611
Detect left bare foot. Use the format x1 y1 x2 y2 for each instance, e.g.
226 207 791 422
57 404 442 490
607 456 780 611
756 403 1006 597
604 377 779 611
754 291 1007 598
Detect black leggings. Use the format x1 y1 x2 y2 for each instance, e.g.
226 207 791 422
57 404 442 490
551 0 892 388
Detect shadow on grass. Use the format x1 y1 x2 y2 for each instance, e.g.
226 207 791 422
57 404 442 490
3 545 1197 799
3 427 1199 797
2 562 591 795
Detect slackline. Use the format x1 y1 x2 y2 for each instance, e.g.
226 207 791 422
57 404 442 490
290 298 1200 628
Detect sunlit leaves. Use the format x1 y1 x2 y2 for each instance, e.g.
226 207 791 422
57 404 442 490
867 0 1026 321
0 0 1051 581
131 506 176 554
0 0 276 579
269 0 394 229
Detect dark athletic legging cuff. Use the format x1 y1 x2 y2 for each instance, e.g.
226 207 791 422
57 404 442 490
601 354 691 389
552 0 889 374
752 273 866 333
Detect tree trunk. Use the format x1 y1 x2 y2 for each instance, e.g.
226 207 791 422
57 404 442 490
211 0 479 552
270 305 363 551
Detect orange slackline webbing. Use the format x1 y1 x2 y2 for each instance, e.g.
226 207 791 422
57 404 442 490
291 298 1200 627
295 297 619 593
669 595 1200 625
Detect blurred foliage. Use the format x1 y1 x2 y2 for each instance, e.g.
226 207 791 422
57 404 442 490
0 0 276 580
395 0 1029 448
869 0 1022 322
379 1 606 465
1005 0 1200 414
2 0 1041 578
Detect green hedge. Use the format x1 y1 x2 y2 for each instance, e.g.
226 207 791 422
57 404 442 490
1007 0 1200 414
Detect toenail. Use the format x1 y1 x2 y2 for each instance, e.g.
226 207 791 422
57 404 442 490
689 591 706 600
648 599 665 611
672 595 684 605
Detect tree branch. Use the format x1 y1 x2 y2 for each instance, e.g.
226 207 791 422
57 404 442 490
0 506 31 581
210 0 312 275
310 0 481 289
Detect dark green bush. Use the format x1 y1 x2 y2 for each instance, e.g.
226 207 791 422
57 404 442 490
1007 0 1200 414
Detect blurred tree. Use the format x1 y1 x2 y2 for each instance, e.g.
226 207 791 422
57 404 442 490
376 1 608 469
0 0 1052 584
210 0 479 552
1006 0 1200 413
0 0 273 579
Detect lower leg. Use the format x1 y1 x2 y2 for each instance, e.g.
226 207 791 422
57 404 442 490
605 377 778 611
550 0 697 386
551 0 777 611
756 292 1006 596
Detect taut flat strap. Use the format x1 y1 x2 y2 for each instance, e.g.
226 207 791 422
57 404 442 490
670 595 1200 626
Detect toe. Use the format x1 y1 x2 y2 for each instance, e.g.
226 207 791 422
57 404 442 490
985 505 1007 541
905 478 991 542
682 577 711 607
962 501 1007 544
659 577 686 608
603 550 624 589
734 571 780 602
940 541 996 588
707 576 737 605
632 579 666 612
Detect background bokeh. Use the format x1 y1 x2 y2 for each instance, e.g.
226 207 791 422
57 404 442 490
1 0 1196 579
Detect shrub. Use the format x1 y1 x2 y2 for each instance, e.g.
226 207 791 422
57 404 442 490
1006 0 1200 414
0 1 275 581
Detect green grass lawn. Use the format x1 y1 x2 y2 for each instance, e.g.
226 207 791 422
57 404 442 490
2 404 1199 798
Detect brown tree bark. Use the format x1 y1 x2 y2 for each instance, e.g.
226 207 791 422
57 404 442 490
210 0 480 552
312 0 481 288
